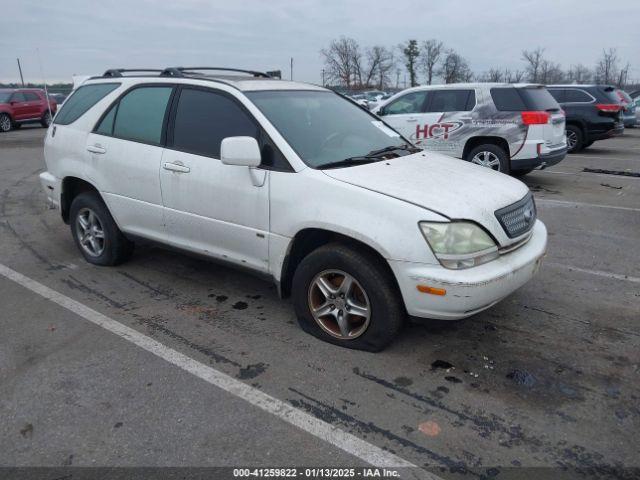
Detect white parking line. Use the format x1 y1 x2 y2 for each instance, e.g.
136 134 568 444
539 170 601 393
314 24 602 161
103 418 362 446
535 198 640 213
546 262 640 284
569 154 639 162
0 263 436 479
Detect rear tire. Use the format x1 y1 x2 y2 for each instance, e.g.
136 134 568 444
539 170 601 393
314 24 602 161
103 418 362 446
69 192 134 266
291 243 404 352
40 110 52 128
466 144 510 174
0 113 12 132
566 125 583 153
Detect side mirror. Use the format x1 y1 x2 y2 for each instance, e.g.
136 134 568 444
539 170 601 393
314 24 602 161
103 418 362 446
220 136 261 167
377 106 386 116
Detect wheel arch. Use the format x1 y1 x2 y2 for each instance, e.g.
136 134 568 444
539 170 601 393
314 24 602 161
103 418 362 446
462 136 511 160
60 176 101 224
278 228 402 301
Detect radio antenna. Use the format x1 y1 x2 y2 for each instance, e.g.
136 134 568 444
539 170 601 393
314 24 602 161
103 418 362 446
36 48 53 125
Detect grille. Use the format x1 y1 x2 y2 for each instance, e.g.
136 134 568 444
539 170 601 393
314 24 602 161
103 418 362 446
495 194 536 238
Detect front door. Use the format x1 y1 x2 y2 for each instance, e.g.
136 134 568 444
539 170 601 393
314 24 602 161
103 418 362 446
10 92 29 121
160 86 270 273
379 90 431 146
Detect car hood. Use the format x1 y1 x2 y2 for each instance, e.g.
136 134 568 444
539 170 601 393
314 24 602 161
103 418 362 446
322 152 531 241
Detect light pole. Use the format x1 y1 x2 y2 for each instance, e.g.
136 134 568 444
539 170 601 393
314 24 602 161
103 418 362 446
17 58 25 86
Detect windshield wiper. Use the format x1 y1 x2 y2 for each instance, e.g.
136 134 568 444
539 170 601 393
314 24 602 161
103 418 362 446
319 144 420 170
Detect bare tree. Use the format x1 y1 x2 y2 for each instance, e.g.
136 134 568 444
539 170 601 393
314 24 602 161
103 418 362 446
477 67 504 82
320 36 363 88
504 69 525 83
617 62 630 88
595 48 619 84
522 47 546 83
420 39 443 85
401 40 420 87
438 49 473 84
539 60 564 84
566 64 592 84
363 46 395 89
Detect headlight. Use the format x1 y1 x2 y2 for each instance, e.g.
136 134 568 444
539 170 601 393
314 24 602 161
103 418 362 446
419 221 499 269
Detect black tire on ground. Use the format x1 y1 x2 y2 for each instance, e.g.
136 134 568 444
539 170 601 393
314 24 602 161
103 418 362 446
511 168 534 177
582 140 594 149
0 113 12 132
12 123 22 129
465 144 510 174
566 125 583 153
40 110 52 128
69 191 134 266
291 243 404 352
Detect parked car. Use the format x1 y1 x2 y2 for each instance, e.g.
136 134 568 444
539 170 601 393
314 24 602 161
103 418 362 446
634 96 640 125
616 89 636 128
373 83 566 176
348 93 370 108
547 85 624 152
0 88 57 132
48 93 68 106
40 67 547 351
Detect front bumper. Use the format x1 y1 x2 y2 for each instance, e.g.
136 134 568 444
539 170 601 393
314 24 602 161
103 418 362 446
39 171 61 209
390 220 547 320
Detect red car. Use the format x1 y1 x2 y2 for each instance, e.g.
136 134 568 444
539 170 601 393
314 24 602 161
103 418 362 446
0 88 57 132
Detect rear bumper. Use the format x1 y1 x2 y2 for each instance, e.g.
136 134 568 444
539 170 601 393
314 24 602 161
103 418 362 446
389 221 547 320
511 146 567 171
39 171 61 209
589 124 624 141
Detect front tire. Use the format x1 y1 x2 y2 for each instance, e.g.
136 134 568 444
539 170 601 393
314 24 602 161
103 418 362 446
566 125 583 153
69 192 134 266
0 113 12 132
466 144 510 174
291 243 404 352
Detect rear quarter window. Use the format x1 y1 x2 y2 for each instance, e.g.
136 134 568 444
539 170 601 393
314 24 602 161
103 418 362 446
54 83 120 125
491 87 559 111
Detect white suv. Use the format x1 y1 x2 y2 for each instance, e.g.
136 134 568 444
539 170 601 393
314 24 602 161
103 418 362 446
374 83 567 176
40 68 547 351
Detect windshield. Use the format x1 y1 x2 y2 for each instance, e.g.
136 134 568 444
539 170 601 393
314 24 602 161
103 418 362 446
0 92 12 103
246 90 407 168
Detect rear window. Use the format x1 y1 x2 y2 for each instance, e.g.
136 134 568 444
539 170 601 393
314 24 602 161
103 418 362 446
54 83 120 125
491 87 559 111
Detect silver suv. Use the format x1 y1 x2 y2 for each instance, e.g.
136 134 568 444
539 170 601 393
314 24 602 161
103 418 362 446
374 83 567 176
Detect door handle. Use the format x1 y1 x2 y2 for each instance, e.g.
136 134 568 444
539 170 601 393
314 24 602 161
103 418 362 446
406 118 418 123
163 162 190 173
87 145 106 154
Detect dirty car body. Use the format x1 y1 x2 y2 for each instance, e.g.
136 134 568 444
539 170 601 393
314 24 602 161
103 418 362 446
39 68 547 351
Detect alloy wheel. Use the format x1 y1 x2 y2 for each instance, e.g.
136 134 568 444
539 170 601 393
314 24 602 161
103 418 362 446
566 130 578 150
0 115 11 132
307 269 371 340
76 207 105 257
471 151 501 171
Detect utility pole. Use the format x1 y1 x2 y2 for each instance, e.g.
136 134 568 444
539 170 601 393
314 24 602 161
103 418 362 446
321 68 325 86
290 57 293 81
17 58 25 86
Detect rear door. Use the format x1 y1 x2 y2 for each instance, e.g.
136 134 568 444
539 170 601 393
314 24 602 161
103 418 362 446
10 92 29 120
23 92 43 119
420 89 476 156
378 90 430 144
86 84 173 242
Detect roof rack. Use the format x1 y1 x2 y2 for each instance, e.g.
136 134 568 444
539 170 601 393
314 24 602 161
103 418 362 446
102 69 164 77
160 67 271 78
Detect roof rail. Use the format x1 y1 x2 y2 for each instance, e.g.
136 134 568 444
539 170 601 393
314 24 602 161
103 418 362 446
103 69 164 77
160 67 271 78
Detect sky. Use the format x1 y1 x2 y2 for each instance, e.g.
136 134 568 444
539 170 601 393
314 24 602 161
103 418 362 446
1 0 639 85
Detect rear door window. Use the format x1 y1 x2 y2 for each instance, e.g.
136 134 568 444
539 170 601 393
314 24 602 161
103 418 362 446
547 89 565 103
384 91 429 115
55 83 120 125
11 92 26 102
564 89 593 103
112 86 173 145
426 90 475 112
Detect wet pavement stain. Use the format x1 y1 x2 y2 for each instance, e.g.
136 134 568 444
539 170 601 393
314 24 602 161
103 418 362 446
232 301 248 310
506 369 537 388
431 360 454 371
445 376 463 384
238 362 268 379
394 376 413 387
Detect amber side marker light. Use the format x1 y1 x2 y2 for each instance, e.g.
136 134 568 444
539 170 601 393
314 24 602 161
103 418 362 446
417 285 446 296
